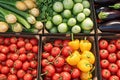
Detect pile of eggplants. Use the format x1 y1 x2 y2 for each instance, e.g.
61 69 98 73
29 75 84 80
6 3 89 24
95 0 120 33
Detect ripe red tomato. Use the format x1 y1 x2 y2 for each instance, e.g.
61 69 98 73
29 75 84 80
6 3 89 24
52 73 60 80
62 46 73 57
19 54 27 62
54 39 62 47
25 43 33 51
99 49 109 59
0 65 2 71
4 38 10 45
17 69 25 78
115 39 120 50
18 37 24 41
47 56 54 62
110 39 116 44
0 37 4 44
30 60 38 69
14 60 22 69
10 54 19 61
8 74 18 80
1 46 9 54
63 64 72 73
109 75 119 80
27 52 35 61
108 53 117 63
19 47 26 54
32 69 37 77
41 59 49 67
117 69 120 78
9 44 17 52
1 66 9 74
107 44 116 53
60 72 71 80
42 52 50 59
43 65 55 77
0 74 7 80
17 40 25 48
116 51 120 59
44 43 53 52
63 40 70 47
10 37 17 44
10 68 17 74
116 60 120 68
53 56 65 67
6 59 13 67
51 47 60 57
100 59 110 68
71 68 81 78
0 53 6 61
102 69 111 79
99 39 108 49
44 76 51 80
32 46 38 54
30 38 38 46
108 63 118 73
22 61 30 71
55 67 63 73
0 45 4 52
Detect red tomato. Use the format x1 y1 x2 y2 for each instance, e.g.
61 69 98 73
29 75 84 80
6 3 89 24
0 65 2 71
18 37 24 41
116 39 120 49
30 38 38 46
19 54 27 62
71 68 81 78
41 59 49 67
27 52 35 61
4 38 10 45
0 74 7 80
117 69 120 78
0 37 4 44
102 69 111 79
32 46 38 54
30 60 38 69
1 66 9 74
62 46 72 57
63 40 70 47
44 43 53 52
47 56 55 62
63 64 72 73
0 45 4 52
8 74 18 80
10 68 17 74
54 39 62 47
1 46 9 54
24 38 29 43
108 53 117 63
24 73 33 80
51 47 61 57
52 73 60 80
32 69 37 77
22 61 30 71
99 39 108 49
116 51 120 59
10 53 19 61
0 53 6 61
25 43 33 51
17 69 25 78
42 52 50 59
9 44 17 52
110 40 116 44
116 60 120 68
100 59 110 68
60 72 71 80
10 37 17 44
19 47 26 54
108 63 118 73
109 75 119 80
17 40 25 48
53 56 65 67
55 67 63 73
99 49 109 59
14 60 22 69
44 76 51 80
43 65 55 77
107 44 116 53
6 59 13 67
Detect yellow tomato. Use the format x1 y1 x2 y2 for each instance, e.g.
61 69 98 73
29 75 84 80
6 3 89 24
77 59 92 72
81 51 95 64
80 72 92 80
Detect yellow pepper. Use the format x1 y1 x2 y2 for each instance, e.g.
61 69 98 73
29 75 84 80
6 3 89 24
68 39 79 50
80 72 92 80
77 59 92 72
79 40 92 52
66 50 81 66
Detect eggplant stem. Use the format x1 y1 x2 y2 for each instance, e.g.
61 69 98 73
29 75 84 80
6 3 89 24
109 3 120 9
98 12 109 20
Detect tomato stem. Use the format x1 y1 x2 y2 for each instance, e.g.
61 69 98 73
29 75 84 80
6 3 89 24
40 71 48 76
90 66 95 73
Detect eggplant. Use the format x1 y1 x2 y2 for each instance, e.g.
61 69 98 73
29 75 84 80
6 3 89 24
99 20 120 32
96 7 110 14
109 3 120 10
94 0 119 5
98 9 120 21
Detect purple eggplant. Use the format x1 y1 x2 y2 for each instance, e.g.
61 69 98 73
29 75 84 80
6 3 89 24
94 0 119 4
99 20 120 33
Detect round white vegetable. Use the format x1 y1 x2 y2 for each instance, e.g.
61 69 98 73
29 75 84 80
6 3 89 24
24 0 36 9
72 25 81 33
5 14 17 24
12 23 23 32
67 18 77 27
45 21 53 30
29 8 40 17
16 1 28 11
77 13 85 22
58 23 68 33
73 3 83 15
53 2 63 13
63 10 72 18
63 0 74 10
35 21 43 30
83 8 91 16
82 0 90 8
27 15 36 24
0 22 9 32
52 15 62 25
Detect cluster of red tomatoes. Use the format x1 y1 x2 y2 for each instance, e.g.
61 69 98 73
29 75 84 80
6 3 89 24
99 39 120 80
0 36 38 80
41 39 81 80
